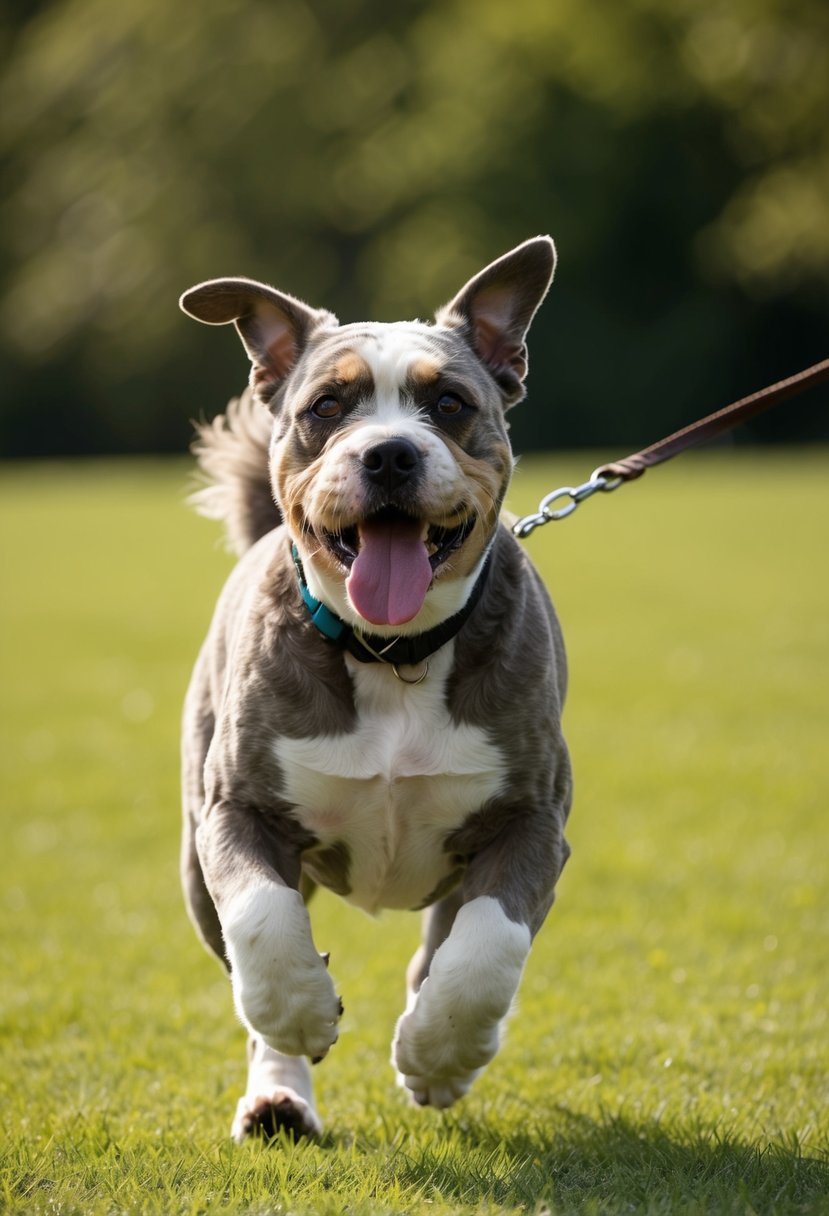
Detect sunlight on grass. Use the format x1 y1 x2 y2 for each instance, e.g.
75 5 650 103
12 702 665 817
1 453 827 1215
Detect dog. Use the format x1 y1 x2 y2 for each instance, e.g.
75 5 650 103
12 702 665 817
179 236 572 1141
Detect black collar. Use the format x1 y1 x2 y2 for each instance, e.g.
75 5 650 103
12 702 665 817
291 544 490 668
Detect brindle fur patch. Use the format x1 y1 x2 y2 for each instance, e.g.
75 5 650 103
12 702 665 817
303 839 352 897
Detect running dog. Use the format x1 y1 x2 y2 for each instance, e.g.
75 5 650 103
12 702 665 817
179 236 572 1140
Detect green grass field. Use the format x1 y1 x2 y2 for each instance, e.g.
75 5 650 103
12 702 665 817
1 451 827 1215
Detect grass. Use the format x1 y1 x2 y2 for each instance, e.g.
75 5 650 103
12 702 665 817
0 449 827 1215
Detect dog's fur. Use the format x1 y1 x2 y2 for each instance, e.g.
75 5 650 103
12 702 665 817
180 237 572 1140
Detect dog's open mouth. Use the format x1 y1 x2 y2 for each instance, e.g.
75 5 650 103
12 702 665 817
323 508 474 573
320 507 476 627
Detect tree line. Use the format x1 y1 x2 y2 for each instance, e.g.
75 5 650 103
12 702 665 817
1 0 827 457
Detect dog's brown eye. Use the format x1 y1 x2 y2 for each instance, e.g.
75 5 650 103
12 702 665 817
436 393 465 416
311 396 341 419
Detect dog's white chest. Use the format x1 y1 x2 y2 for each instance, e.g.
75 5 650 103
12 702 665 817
274 648 506 913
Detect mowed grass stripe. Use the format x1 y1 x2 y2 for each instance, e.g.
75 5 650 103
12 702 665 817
0 452 827 1215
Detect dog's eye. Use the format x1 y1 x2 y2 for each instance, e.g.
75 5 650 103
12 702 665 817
435 393 466 416
310 396 341 419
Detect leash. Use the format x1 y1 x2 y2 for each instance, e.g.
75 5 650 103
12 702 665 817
512 356 829 538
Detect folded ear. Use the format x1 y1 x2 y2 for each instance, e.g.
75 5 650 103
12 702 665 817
435 236 556 407
180 277 337 405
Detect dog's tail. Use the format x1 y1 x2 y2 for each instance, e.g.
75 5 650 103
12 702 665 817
189 390 279 556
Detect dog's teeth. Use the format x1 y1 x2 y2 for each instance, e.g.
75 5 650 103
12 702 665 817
320 951 330 967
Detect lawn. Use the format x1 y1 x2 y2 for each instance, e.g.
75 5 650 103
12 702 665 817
1 451 827 1215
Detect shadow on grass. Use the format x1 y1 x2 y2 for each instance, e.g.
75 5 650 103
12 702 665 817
387 1110 829 1215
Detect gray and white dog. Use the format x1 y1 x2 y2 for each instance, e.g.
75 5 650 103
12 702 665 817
179 236 572 1141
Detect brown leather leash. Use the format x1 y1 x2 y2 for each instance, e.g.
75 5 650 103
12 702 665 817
513 356 829 537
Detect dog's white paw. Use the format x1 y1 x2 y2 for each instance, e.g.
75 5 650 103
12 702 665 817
223 884 342 1060
391 897 531 1109
233 954 341 1060
392 987 498 1108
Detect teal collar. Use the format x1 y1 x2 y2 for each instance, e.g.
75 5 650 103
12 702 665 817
291 544 489 668
292 548 348 643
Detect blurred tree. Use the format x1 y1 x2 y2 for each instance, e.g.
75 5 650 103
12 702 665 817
0 0 827 456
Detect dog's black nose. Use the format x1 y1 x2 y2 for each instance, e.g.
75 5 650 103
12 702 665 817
361 438 420 493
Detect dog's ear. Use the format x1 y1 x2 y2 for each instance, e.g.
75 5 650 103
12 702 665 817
435 236 556 406
180 278 337 405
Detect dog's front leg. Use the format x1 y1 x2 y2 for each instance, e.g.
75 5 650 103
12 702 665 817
196 805 342 1063
392 894 531 1109
221 879 342 1062
392 813 568 1109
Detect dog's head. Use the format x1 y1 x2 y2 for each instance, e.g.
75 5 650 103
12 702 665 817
181 237 555 633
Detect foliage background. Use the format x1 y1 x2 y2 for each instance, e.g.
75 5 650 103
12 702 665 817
1 0 829 458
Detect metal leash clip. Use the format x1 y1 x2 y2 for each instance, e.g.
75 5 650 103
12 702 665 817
512 356 829 540
512 469 624 538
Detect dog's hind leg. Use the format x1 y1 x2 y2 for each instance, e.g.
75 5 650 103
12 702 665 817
405 891 463 1002
230 871 323 1142
181 805 227 965
181 664 228 965
231 1034 321 1142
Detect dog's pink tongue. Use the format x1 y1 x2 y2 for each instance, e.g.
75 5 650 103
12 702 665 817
347 516 432 626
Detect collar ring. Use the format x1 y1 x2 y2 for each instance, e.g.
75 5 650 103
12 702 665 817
392 661 429 685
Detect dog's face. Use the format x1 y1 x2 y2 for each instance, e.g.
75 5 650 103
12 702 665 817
269 320 516 631
181 238 555 632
